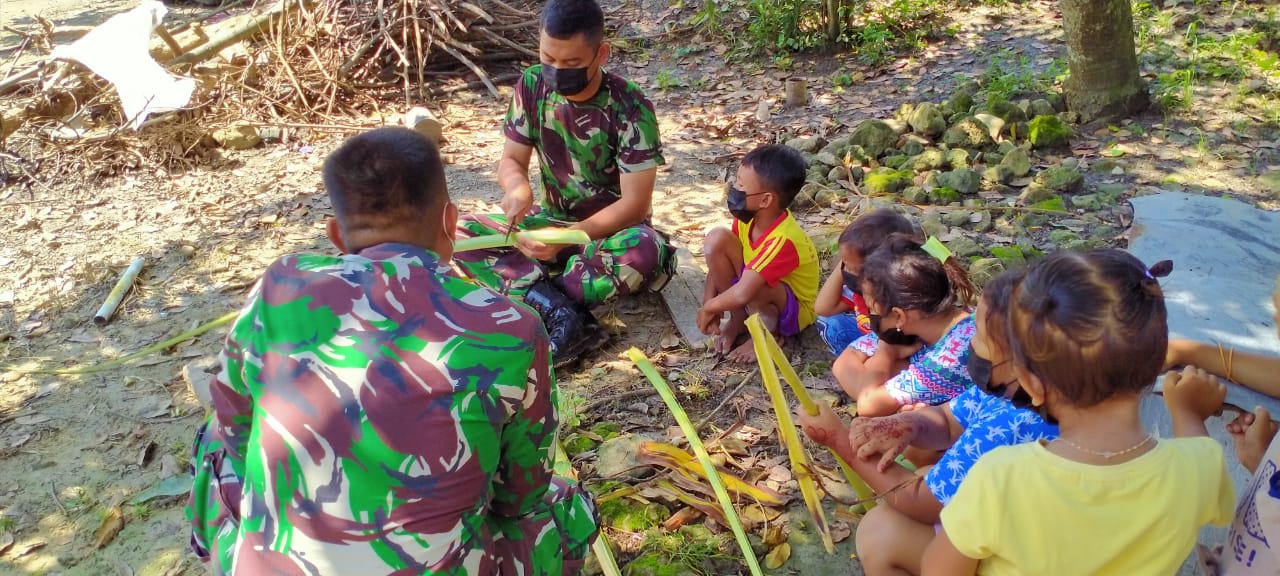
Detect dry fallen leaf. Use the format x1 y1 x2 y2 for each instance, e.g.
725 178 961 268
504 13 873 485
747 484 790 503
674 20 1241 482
763 524 787 547
659 333 681 349
0 531 13 556
93 507 125 549
831 520 852 543
764 542 791 569
9 540 45 558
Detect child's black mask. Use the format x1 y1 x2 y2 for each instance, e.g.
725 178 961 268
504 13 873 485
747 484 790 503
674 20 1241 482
841 265 861 295
868 313 919 346
726 186 757 224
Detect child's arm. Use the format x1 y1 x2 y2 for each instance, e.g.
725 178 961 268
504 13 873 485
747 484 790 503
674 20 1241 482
848 405 963 471
922 530 980 576
1163 365 1227 437
796 404 946 523
696 268 769 334
814 259 851 317
1167 339 1280 397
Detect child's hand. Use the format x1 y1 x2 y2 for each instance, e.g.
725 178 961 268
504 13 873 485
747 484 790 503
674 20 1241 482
795 402 848 450
1163 365 1227 422
1227 406 1278 474
848 415 919 472
696 307 721 336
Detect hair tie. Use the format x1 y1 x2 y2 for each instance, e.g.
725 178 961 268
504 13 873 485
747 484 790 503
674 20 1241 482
922 236 952 264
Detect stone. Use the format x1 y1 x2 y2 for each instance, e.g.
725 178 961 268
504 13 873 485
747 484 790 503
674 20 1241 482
1018 185 1058 205
988 99 1027 123
599 499 669 532
1048 229 1086 249
786 136 826 154
908 101 948 137
596 434 657 478
999 146 1033 177
895 102 917 123
950 91 975 116
828 166 850 182
936 169 982 195
986 152 1005 166
864 168 913 194
806 167 828 184
1028 114 1072 150
794 185 817 210
973 113 1006 141
1029 98 1056 118
847 166 865 184
969 258 1006 288
815 151 841 167
902 139 926 157
1258 172 1280 198
997 140 1018 154
1090 158 1124 174
989 245 1027 267
1096 183 1130 199
912 148 947 171
883 154 911 170
1034 165 1084 193
182 357 219 409
920 214 947 237
929 187 961 205
211 122 262 150
946 148 971 169
903 186 930 204
815 188 839 208
1070 193 1104 211
850 120 900 158
942 117 995 150
1061 157 1080 170
971 210 993 232
1044 91 1066 112
946 236 984 258
943 209 972 227
983 165 1014 185
883 118 910 135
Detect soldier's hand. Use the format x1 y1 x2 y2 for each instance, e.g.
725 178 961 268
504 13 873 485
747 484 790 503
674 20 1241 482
501 187 534 228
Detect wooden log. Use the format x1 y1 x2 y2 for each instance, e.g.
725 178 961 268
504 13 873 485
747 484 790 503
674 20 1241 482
659 245 712 349
168 0 313 67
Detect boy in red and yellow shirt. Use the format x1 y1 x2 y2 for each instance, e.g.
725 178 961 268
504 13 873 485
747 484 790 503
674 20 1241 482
697 144 819 362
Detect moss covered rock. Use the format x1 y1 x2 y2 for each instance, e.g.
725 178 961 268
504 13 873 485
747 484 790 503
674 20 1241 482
600 499 669 531
943 117 995 150
983 165 1014 185
786 135 825 154
989 99 1027 123
1029 114 1072 150
828 166 850 182
909 101 948 137
865 168 914 194
850 120 900 159
883 154 911 170
563 432 598 457
902 139 926 157
815 151 842 167
929 187 962 204
936 168 982 195
969 257 1006 288
911 147 948 171
946 148 972 169
999 146 1033 178
1034 165 1084 193
903 186 930 204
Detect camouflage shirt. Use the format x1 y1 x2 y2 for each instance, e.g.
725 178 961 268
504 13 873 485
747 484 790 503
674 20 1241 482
503 65 665 221
204 243 565 574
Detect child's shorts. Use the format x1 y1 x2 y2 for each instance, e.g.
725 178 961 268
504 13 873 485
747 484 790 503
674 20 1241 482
731 272 801 337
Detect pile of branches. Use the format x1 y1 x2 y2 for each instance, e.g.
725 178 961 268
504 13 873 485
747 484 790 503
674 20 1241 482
242 0 539 123
0 0 539 188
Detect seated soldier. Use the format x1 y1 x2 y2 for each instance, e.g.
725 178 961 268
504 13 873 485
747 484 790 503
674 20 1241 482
185 127 599 575
454 0 674 368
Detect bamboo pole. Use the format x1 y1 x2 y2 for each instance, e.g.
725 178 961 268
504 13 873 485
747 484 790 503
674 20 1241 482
94 257 145 325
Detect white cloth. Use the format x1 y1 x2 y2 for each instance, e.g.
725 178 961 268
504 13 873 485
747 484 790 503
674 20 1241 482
1223 434 1280 575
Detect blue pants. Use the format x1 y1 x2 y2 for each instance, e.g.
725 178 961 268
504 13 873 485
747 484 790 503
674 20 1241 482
816 312 867 357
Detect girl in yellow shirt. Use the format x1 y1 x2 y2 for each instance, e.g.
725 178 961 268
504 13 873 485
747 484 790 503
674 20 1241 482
924 249 1236 576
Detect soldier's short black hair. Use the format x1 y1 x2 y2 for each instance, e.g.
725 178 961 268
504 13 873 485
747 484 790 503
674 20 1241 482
741 144 808 208
542 0 605 46
323 127 448 232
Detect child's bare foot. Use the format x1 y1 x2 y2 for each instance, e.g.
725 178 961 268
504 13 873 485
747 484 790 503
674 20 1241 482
714 322 746 355
726 338 758 363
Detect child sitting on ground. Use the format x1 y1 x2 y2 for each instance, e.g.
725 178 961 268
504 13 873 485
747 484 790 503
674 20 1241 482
836 234 977 417
1165 274 1280 575
814 208 917 357
924 249 1235 576
798 267 1057 576
697 144 819 362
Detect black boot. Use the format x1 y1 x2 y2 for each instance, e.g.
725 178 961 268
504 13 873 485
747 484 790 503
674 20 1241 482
523 280 609 369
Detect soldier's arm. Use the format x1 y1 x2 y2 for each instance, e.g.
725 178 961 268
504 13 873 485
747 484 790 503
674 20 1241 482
570 167 656 240
209 302 259 465
498 139 537 225
490 325 557 518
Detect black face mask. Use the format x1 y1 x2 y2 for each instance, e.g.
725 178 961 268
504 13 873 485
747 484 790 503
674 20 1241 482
841 266 861 295
966 344 1056 423
726 185 757 224
542 59 594 97
868 313 919 346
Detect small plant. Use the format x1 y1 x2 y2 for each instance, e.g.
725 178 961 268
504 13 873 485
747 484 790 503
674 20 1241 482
656 68 681 91
980 50 1066 103
130 502 155 521
1153 69 1194 111
773 53 795 72
559 389 587 429
0 516 16 532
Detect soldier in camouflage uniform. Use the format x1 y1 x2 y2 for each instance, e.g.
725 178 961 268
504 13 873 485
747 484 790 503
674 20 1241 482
454 0 673 368
186 128 598 575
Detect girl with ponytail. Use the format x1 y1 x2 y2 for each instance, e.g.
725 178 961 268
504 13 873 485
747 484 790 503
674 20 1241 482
834 233 979 417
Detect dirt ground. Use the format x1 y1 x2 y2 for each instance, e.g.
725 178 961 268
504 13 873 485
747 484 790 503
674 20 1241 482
1 0 1278 574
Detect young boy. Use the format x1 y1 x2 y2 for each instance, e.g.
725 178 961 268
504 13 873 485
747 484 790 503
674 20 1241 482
813 208 917 357
697 144 819 362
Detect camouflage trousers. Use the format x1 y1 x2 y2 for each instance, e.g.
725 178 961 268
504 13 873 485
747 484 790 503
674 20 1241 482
186 421 600 575
454 210 673 306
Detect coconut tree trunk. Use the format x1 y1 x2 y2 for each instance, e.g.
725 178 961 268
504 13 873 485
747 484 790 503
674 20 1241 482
1060 0 1148 122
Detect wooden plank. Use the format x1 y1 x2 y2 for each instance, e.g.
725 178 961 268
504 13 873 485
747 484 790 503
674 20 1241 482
660 244 711 350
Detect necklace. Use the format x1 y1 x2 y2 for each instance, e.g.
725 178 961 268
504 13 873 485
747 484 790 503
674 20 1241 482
1056 434 1154 459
